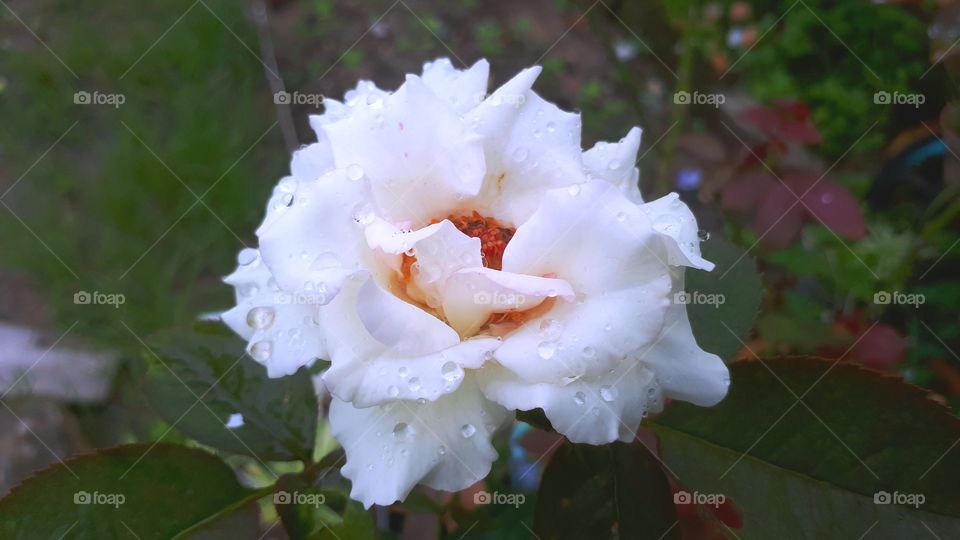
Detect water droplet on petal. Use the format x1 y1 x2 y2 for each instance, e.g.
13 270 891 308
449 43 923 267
250 340 273 362
567 184 581 196
441 361 463 382
237 248 258 266
616 212 627 222
393 422 415 440
608 159 622 170
460 424 477 438
600 385 618 402
512 147 529 162
546 121 557 133
398 366 409 378
352 203 375 225
539 318 563 340
697 229 711 241
573 391 586 406
582 346 596 358
246 307 275 330
346 163 364 181
387 385 400 397
537 341 557 360
408 377 421 391
280 193 294 207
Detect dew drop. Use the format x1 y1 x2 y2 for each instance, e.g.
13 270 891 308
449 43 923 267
441 361 463 381
573 391 586 406
352 203 375 225
567 184 581 196
346 163 364 181
387 385 400 397
546 121 557 133
398 366 409 379
537 341 557 360
250 340 273 362
512 147 529 162
616 211 627 222
280 193 294 207
246 307 275 330
582 346 596 358
236 248 258 266
599 385 618 402
460 424 477 438
539 318 563 340
697 229 711 241
438 446 447 456
608 159 622 170
393 422 415 440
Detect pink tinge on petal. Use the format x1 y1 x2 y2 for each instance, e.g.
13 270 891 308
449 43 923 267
802 180 868 241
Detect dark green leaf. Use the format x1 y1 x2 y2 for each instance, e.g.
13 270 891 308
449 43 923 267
0 444 258 540
651 357 960 538
686 236 763 362
534 441 678 539
141 323 317 461
274 474 374 540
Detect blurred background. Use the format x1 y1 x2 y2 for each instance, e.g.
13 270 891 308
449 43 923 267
1 0 958 536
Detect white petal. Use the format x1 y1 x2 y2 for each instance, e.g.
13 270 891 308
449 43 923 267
331 376 507 508
441 267 575 337
478 361 663 444
256 169 373 303
492 282 670 383
583 126 644 202
467 68 588 224
640 293 729 406
222 249 325 377
421 58 490 115
321 75 486 224
290 141 335 181
641 193 714 271
323 337 499 407
366 219 483 310
356 277 459 356
502 181 671 294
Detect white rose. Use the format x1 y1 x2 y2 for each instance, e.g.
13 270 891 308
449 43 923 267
222 58 728 508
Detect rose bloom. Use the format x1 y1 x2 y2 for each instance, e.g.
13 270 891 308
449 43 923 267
223 58 728 508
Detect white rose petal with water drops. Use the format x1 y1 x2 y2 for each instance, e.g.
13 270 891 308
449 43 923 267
222 58 729 508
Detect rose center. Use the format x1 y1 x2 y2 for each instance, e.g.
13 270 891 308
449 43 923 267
443 211 516 271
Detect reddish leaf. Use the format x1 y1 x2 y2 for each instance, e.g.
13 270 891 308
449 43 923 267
802 180 867 240
753 182 804 249
851 324 906 370
720 170 775 211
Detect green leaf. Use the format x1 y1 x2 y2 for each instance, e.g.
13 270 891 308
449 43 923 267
534 441 678 539
141 323 317 462
651 357 960 538
0 443 259 539
686 236 763 361
274 474 374 540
